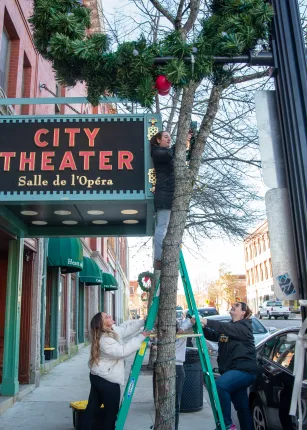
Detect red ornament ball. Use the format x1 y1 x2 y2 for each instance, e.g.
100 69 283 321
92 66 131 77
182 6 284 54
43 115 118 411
155 75 171 92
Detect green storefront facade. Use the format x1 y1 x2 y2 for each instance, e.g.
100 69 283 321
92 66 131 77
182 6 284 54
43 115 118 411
0 110 158 398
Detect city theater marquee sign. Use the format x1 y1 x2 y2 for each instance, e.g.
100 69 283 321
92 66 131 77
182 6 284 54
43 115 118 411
0 114 161 238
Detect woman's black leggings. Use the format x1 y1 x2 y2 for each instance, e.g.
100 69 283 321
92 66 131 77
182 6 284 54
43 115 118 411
83 373 121 430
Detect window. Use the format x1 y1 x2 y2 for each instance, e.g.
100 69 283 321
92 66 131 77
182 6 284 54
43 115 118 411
272 335 296 372
267 301 282 307
251 269 254 284
263 237 267 252
251 318 267 335
0 28 10 91
262 337 279 359
264 264 268 280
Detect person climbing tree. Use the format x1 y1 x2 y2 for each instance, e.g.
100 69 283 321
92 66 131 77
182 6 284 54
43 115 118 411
150 131 174 270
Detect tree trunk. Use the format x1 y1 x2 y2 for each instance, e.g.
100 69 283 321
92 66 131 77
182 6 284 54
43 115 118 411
154 83 223 429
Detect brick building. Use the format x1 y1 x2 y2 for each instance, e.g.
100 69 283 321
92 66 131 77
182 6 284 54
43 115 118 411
0 0 128 407
244 220 274 314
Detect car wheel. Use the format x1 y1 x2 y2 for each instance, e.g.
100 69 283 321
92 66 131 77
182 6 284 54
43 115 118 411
252 398 267 430
284 315 289 320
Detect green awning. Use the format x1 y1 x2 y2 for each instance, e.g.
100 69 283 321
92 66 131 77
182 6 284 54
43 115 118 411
102 272 118 291
47 238 83 274
79 257 103 285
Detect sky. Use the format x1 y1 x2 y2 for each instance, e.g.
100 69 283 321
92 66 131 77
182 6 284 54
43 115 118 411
100 0 267 287
128 236 247 289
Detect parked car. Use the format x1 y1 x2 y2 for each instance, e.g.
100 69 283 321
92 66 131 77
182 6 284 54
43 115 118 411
258 300 291 320
201 315 275 375
185 307 219 347
232 326 306 430
184 307 219 318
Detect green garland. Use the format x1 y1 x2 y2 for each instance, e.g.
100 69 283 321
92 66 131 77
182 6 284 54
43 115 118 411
138 271 154 292
29 0 273 107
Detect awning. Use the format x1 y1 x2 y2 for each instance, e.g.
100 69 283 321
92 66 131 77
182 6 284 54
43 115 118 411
79 257 103 285
102 272 118 291
47 238 83 274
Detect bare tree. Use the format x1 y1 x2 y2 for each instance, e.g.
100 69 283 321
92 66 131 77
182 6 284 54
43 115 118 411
100 3 272 428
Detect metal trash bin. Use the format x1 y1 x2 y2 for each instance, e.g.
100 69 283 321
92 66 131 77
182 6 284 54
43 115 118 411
180 348 203 412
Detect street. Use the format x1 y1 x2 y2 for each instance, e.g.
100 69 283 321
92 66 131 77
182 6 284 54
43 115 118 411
256 315 302 329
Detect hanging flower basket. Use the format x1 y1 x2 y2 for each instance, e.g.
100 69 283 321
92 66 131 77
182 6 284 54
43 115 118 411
138 271 153 292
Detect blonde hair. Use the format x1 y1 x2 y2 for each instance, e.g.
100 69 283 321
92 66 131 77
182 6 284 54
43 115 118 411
89 312 117 367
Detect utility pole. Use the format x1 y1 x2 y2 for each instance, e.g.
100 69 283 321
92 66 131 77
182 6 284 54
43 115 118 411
270 0 307 313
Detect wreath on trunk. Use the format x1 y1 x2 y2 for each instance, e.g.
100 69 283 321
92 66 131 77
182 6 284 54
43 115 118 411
138 271 153 292
141 292 148 302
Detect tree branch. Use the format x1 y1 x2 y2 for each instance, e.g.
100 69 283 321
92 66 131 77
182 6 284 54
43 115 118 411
175 0 186 29
189 84 223 176
148 0 176 26
230 69 270 85
182 0 200 36
166 88 182 133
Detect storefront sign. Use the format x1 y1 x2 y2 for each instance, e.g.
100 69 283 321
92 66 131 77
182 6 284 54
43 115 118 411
0 114 160 238
0 118 145 193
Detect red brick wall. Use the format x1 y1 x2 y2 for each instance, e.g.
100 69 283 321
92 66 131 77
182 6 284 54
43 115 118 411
0 0 109 115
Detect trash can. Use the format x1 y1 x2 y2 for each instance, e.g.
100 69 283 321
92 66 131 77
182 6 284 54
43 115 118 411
180 348 203 413
70 401 104 430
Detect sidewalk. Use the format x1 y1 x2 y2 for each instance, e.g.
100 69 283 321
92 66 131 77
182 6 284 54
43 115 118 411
0 346 215 430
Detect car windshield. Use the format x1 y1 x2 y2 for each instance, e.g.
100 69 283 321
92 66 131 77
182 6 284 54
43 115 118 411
252 318 267 334
207 317 267 335
267 301 282 306
199 309 218 316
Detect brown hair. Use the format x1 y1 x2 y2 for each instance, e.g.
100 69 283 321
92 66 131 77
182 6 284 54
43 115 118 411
89 312 117 367
150 131 165 148
239 302 253 319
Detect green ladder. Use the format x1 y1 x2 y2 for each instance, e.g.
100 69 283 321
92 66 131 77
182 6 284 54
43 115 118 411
115 250 226 430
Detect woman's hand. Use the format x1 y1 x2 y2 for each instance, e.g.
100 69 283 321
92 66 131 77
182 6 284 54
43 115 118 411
200 317 207 327
142 330 152 338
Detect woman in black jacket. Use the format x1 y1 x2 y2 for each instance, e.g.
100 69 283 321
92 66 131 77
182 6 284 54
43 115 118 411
150 131 174 270
201 302 258 430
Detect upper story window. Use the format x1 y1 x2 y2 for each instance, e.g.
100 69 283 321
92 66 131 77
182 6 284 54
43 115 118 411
0 28 11 92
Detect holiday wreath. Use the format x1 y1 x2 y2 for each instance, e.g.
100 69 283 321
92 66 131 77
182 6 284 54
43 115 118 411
138 272 154 292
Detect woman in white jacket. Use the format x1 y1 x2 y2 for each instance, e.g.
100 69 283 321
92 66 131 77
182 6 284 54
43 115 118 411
84 312 150 430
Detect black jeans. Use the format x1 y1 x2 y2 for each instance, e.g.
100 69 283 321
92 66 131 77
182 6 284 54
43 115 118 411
153 364 185 430
83 373 120 430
